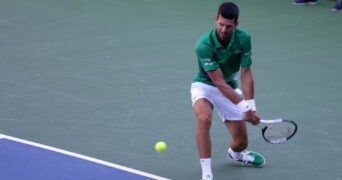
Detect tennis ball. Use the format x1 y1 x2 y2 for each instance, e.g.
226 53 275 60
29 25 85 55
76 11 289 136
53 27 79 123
154 141 167 152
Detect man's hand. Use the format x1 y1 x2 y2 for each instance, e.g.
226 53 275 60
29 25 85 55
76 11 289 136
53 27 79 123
243 111 260 125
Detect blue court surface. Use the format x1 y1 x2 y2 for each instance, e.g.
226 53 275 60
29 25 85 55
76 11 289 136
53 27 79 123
0 134 170 180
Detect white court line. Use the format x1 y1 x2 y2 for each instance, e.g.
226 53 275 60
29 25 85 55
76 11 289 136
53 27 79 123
0 134 170 180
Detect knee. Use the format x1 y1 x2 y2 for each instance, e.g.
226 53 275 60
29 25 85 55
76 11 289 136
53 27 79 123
197 114 212 130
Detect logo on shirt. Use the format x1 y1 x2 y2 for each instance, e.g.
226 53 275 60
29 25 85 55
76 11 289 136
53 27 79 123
204 58 213 66
233 50 242 54
243 52 251 56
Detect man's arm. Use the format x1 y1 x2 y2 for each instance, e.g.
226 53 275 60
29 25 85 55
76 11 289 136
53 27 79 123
206 68 242 104
240 66 260 124
240 66 254 100
207 67 260 124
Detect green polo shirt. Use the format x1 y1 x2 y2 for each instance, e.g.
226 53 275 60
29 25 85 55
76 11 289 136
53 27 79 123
193 28 252 88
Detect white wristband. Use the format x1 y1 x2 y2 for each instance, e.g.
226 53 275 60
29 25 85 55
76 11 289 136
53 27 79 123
236 100 251 112
246 99 256 111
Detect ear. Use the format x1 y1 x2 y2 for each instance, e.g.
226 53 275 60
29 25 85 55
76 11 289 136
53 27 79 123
235 20 239 27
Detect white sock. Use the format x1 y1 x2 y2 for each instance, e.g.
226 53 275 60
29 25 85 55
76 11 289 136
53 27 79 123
200 158 213 179
228 148 241 160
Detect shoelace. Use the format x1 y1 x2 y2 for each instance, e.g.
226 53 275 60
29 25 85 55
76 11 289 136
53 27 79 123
240 151 255 166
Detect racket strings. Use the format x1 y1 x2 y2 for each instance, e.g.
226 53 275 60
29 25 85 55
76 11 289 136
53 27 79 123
264 123 296 142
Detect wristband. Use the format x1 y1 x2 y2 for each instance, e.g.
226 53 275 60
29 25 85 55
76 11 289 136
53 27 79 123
246 99 256 111
236 100 251 112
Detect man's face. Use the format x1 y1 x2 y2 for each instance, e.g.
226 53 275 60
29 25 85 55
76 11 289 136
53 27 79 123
215 15 238 43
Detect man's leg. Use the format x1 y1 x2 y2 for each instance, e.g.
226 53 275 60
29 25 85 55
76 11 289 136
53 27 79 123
225 120 265 167
224 120 248 152
193 98 213 179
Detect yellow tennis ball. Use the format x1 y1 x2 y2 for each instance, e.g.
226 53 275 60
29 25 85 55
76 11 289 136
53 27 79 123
154 141 167 152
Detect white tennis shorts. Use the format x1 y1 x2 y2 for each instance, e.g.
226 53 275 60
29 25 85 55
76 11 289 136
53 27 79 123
190 82 244 122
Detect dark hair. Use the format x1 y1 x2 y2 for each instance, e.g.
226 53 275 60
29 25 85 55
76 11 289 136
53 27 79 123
217 2 239 23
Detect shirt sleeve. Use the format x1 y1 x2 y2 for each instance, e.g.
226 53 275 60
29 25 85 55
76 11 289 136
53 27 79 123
195 43 219 71
240 33 252 68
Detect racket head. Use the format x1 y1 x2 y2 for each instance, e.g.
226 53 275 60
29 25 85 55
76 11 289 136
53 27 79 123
261 119 297 144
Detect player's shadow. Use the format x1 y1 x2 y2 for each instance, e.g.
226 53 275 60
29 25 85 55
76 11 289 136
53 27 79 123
213 161 266 179
221 161 261 168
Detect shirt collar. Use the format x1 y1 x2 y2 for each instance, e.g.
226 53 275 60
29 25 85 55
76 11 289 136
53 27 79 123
212 28 236 48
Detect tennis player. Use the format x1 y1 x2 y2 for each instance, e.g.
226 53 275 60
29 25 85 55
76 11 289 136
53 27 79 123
190 2 265 180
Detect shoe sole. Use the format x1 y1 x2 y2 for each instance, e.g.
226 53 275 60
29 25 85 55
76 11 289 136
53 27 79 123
332 8 342 12
293 2 318 5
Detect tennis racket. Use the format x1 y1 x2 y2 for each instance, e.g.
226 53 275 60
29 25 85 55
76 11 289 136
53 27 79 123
260 119 297 144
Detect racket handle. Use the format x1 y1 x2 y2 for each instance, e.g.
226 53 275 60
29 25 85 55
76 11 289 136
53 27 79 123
260 119 283 123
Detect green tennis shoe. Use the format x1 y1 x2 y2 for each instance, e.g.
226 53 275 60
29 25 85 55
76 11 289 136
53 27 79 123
228 150 266 167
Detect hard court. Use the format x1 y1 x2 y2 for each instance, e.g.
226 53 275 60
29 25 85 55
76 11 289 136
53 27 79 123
1 0 342 179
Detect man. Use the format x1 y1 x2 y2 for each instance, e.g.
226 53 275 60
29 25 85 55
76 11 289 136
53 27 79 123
190 2 265 180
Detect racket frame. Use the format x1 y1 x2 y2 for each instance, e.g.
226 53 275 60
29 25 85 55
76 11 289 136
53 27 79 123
260 119 297 144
